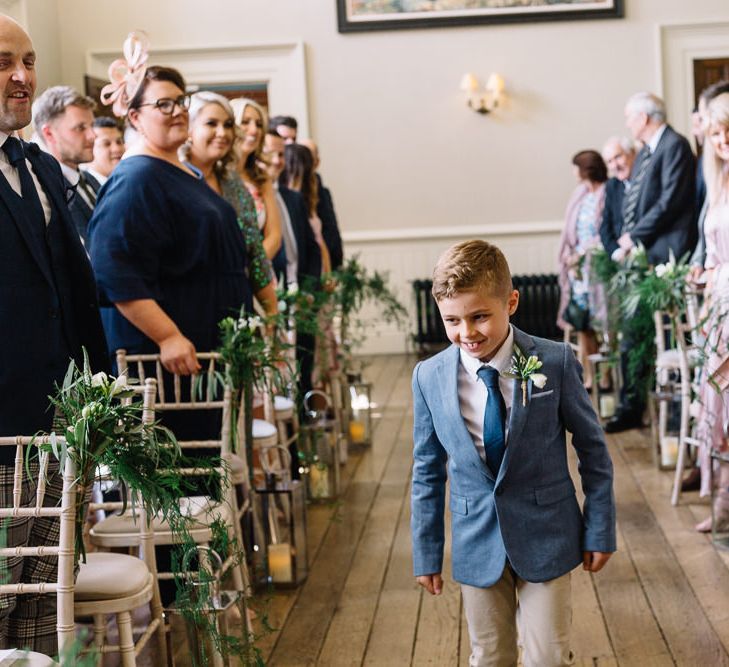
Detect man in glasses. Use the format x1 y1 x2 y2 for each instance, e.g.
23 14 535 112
32 85 97 245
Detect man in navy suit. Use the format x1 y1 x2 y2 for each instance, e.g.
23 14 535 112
599 136 635 259
31 86 97 245
0 16 107 656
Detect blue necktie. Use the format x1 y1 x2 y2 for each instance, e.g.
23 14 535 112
2 136 45 227
477 366 506 475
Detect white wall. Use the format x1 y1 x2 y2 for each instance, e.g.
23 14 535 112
27 0 729 352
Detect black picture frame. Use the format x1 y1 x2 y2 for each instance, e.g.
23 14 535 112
337 0 623 33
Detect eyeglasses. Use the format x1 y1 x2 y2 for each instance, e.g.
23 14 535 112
137 95 191 115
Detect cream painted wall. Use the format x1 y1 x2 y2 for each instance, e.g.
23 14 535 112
52 0 729 236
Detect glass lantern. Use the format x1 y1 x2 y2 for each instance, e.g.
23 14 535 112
253 472 308 587
299 390 341 501
347 381 373 447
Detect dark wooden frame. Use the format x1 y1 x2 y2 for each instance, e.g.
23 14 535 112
337 0 623 33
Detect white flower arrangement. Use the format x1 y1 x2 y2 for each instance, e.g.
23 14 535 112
502 347 547 407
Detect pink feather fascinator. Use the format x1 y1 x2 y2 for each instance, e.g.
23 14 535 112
100 31 150 117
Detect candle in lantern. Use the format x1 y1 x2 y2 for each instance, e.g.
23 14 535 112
268 543 293 583
660 436 679 467
599 395 616 419
349 420 366 443
309 464 330 499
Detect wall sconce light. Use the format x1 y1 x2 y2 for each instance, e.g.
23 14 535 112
460 72 505 114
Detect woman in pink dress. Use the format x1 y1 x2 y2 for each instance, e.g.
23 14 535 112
696 92 729 531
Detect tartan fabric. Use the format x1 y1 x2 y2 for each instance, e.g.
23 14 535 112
0 461 63 657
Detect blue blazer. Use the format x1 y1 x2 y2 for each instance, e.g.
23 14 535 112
411 327 616 588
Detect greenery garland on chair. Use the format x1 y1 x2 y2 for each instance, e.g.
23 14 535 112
41 354 265 666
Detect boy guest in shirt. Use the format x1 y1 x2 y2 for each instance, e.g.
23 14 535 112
411 240 615 666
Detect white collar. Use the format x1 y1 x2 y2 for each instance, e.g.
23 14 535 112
59 161 80 186
0 130 9 149
646 123 667 155
459 325 515 381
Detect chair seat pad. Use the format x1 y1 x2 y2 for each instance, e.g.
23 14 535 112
656 348 701 370
274 396 295 412
253 418 277 439
91 497 226 537
76 552 150 601
1 650 59 666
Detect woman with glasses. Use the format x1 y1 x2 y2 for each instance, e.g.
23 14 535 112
230 97 282 262
182 91 277 317
88 66 251 376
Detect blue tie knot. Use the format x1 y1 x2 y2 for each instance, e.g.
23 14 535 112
477 366 500 389
2 136 25 166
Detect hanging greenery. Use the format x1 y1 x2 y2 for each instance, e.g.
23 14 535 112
41 354 265 666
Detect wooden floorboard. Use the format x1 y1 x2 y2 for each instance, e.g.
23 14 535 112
243 355 729 667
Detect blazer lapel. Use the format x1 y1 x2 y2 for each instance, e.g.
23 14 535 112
499 327 537 482
0 168 55 288
441 345 495 481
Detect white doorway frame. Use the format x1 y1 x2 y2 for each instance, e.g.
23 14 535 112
658 21 729 139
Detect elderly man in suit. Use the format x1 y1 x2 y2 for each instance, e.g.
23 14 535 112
605 93 696 433
0 15 107 655
599 136 636 259
615 92 696 264
32 86 97 245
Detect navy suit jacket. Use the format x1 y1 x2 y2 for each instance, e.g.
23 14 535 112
600 177 626 257
279 186 322 287
411 328 615 587
316 174 343 271
0 141 108 444
628 125 696 264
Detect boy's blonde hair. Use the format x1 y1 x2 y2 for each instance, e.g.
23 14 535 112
432 240 513 301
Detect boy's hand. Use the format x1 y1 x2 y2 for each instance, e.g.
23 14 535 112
416 573 443 595
583 551 612 573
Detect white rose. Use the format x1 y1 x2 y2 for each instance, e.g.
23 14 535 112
81 405 92 419
287 284 299 296
654 264 668 278
278 300 287 313
530 373 548 389
91 372 108 387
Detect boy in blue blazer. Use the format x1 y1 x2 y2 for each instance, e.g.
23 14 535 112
411 240 616 666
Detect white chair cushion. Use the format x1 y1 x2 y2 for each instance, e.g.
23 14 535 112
76 552 150 601
656 347 701 371
0 651 59 666
274 396 295 412
91 498 227 537
253 418 277 439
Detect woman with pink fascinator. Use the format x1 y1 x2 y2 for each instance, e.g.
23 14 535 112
88 33 250 379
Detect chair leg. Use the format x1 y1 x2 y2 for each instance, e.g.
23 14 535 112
116 610 136 667
150 584 169 667
92 614 106 667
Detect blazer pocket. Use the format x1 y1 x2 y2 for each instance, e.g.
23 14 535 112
449 493 468 516
531 389 554 399
534 479 575 505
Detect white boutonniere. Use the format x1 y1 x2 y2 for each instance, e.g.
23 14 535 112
502 348 547 407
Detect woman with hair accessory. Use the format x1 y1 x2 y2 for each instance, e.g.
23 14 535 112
88 35 251 377
695 93 729 531
557 149 609 391
183 91 277 318
230 97 282 261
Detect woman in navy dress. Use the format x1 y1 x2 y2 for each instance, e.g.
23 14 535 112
89 66 250 443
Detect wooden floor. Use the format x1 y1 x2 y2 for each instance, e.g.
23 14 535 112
240 354 729 667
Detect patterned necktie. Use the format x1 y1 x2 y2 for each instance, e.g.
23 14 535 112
2 136 45 226
477 366 506 476
77 170 97 208
622 146 652 232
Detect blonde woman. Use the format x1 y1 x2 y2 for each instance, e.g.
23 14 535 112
183 91 277 317
696 92 729 530
230 97 282 260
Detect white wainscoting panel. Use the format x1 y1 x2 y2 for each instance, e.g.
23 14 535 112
342 221 563 355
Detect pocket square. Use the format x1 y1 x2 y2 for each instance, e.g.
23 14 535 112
531 389 554 399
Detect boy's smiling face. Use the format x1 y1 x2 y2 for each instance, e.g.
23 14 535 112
437 287 519 362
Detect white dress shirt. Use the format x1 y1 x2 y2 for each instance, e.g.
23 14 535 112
646 123 667 155
0 131 52 225
458 326 515 462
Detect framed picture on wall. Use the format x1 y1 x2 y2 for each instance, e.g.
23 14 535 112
336 0 623 33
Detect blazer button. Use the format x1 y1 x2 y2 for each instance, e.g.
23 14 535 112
495 486 504 496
